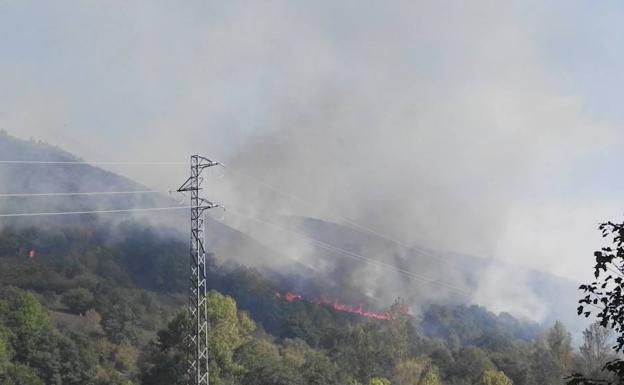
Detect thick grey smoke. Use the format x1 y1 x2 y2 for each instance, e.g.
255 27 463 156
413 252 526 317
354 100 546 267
2 1 622 325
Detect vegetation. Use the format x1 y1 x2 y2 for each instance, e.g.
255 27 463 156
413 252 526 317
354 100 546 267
570 220 624 384
0 222 607 384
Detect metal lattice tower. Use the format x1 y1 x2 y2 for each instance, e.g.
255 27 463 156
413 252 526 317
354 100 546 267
177 155 220 385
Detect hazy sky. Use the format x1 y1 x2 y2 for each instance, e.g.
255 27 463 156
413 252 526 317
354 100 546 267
1 1 624 283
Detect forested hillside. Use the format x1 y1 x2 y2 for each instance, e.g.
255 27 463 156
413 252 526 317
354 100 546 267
0 133 607 384
0 223 610 385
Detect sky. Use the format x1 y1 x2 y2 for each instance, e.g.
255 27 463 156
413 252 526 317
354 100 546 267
1 0 624 286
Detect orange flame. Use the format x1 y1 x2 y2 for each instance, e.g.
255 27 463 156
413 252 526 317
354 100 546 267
275 291 411 320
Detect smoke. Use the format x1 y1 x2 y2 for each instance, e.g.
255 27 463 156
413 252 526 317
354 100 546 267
2 1 623 325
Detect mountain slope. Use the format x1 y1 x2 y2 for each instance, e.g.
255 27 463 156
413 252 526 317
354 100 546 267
0 132 585 336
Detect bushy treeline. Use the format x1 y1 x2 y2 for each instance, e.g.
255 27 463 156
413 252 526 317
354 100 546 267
0 224 614 384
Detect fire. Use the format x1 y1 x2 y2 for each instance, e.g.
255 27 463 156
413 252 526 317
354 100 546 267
275 291 302 302
275 291 411 321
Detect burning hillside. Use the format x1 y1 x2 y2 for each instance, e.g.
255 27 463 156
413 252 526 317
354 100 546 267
275 291 411 321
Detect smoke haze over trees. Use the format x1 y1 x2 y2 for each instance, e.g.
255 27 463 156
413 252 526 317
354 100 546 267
2 1 624 384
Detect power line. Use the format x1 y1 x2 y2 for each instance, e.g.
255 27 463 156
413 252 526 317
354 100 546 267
0 159 471 296
0 190 167 198
0 199 470 296
0 206 189 217
222 165 473 273
217 205 471 297
1 159 467 269
0 160 187 165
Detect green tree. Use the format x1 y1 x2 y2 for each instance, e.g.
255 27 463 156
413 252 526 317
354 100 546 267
334 317 411 383
534 321 573 384
2 363 45 385
0 326 14 375
392 357 436 385
420 369 442 385
279 338 341 385
96 288 139 344
238 338 305 385
207 290 256 384
547 321 573 372
61 288 95 315
480 370 513 385
450 347 495 384
532 339 564 385
489 346 532 385
369 377 392 385
29 332 97 385
139 311 191 385
3 291 50 362
141 291 256 385
301 348 341 385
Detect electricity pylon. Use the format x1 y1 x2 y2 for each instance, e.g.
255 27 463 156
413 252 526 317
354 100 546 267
177 155 220 385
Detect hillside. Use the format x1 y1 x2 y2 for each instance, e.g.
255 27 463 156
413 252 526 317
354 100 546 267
0 133 594 384
0 132 584 328
0 131 171 227
0 223 571 385
281 216 584 335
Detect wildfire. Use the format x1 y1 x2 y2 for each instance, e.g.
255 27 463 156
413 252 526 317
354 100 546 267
275 291 411 321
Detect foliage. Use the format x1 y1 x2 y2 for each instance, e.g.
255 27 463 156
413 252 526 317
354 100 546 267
0 222 592 385
3 363 45 385
548 321 574 371
140 292 255 385
369 377 392 385
421 304 539 350
0 288 98 385
96 286 140 344
393 357 441 385
449 346 495 384
576 323 615 380
420 369 442 385
571 220 624 385
0 325 14 375
206 290 256 384
479 370 513 385
61 288 95 315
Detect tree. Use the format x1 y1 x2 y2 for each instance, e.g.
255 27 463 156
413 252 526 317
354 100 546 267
369 378 392 385
576 323 615 380
480 370 513 385
547 321 573 372
141 291 256 385
0 326 13 375
536 321 574 384
237 338 306 385
450 347 495 384
393 358 427 385
489 346 532 385
207 290 256 384
279 338 341 385
2 363 45 385
29 332 97 385
532 338 565 385
96 288 139 344
333 317 411 383
420 369 442 385
61 288 95 315
571 220 624 384
2 290 50 362
393 357 441 385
